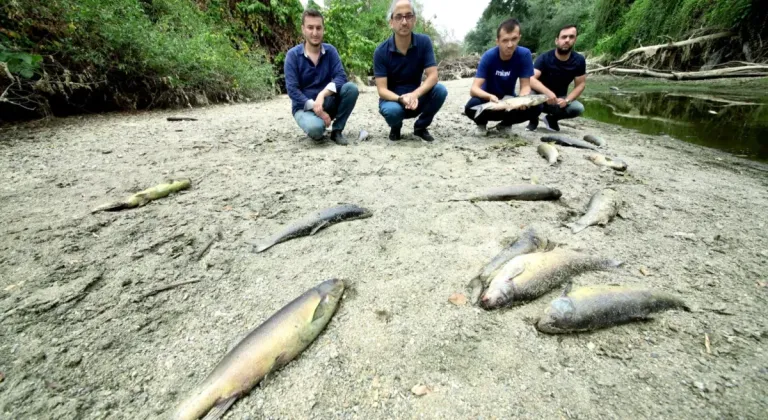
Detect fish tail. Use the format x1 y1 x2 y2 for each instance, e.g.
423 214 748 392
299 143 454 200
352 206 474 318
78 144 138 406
568 222 587 234
470 103 488 117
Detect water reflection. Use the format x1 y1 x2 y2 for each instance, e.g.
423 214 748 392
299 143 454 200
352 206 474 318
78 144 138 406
581 90 768 162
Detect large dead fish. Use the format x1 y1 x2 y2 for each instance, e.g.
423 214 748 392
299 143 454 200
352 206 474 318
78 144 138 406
586 154 628 172
172 279 345 420
535 284 689 334
250 204 372 253
467 227 552 304
540 135 598 150
447 185 562 202
568 189 620 234
91 178 191 213
537 143 560 165
470 94 548 117
480 249 622 309
583 134 606 147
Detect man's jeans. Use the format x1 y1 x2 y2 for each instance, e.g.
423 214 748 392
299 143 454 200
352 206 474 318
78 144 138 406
540 98 585 122
294 82 359 140
464 96 543 126
378 83 448 130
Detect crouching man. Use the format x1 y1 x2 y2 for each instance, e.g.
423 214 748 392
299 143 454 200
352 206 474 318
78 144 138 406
284 9 358 145
465 18 542 136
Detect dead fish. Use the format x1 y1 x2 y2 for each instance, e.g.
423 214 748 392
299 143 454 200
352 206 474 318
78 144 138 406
540 135 598 150
470 94 548 117
583 134 606 147
467 227 552 304
172 279 345 420
91 178 191 213
537 143 560 165
447 185 562 202
535 284 689 334
568 189 620 234
250 204 372 253
586 153 627 171
480 249 622 309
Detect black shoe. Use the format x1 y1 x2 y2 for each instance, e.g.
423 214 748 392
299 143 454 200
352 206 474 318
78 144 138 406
542 115 560 132
330 130 348 146
389 126 402 141
414 128 434 142
525 120 538 132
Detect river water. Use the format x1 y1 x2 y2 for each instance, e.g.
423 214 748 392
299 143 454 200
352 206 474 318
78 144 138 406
580 84 768 162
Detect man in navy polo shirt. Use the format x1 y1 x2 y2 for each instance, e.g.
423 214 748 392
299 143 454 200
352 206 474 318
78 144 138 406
284 9 359 145
464 18 542 136
527 25 587 132
373 0 448 142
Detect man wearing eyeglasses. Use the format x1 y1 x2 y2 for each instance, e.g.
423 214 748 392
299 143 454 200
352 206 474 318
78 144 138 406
284 9 359 145
464 18 542 136
373 0 448 142
527 25 587 132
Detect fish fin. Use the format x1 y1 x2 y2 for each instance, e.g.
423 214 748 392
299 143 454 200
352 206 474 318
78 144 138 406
567 223 587 234
251 241 273 253
310 220 329 236
467 276 484 306
202 396 238 420
312 300 328 322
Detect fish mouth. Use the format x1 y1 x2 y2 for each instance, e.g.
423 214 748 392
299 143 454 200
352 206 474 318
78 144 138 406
316 278 345 300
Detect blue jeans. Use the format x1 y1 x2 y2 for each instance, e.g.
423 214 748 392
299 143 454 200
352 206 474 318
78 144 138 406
379 83 448 130
294 82 359 140
464 96 543 126
541 98 585 122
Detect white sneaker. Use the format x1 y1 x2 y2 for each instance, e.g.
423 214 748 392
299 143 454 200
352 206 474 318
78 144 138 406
474 125 488 137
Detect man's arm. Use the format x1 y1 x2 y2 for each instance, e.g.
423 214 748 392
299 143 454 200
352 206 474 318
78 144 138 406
373 47 400 102
284 51 311 107
566 74 586 103
519 77 531 96
375 77 400 102
469 78 498 102
530 69 557 100
412 66 437 98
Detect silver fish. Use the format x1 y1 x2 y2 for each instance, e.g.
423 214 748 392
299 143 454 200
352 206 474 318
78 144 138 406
536 284 689 334
470 94 548 117
540 135 598 150
568 189 620 234
447 185 562 202
537 143 560 165
250 204 372 253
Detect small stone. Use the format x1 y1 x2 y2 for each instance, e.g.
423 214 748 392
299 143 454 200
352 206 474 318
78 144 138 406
448 293 467 306
411 384 431 396
0 371 4 383
706 383 718 393
64 354 82 368
693 381 706 391
522 175 531 181
639 267 650 276
587 342 596 351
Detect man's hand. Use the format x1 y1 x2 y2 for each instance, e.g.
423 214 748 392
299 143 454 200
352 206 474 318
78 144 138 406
545 91 557 105
313 96 325 116
318 110 331 127
488 94 499 103
400 93 418 110
557 98 568 108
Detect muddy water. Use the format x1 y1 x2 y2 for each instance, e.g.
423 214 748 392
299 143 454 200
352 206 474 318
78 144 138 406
581 86 768 162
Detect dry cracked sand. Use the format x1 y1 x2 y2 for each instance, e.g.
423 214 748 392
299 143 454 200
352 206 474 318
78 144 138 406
1 78 767 419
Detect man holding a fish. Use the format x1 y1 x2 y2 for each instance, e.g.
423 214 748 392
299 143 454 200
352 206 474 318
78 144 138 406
464 18 546 136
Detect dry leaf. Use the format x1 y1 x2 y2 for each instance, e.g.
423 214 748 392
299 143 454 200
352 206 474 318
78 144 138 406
448 293 467 306
411 384 431 396
223 205 233 211
705 334 711 355
0 372 4 383
639 267 649 276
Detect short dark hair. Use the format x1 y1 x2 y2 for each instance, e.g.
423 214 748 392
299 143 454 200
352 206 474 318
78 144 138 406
557 25 578 37
302 9 324 25
497 18 521 38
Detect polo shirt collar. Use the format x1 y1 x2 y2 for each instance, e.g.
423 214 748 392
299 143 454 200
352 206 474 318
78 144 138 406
300 43 326 57
387 33 415 53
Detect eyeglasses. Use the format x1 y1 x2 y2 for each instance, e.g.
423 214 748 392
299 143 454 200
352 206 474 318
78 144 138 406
392 14 415 22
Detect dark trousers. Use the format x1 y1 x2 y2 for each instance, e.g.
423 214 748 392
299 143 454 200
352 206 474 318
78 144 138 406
464 97 543 126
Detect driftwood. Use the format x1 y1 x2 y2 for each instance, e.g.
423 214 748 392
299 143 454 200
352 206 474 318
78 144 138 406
663 93 760 106
135 279 201 301
438 55 481 81
611 32 731 66
591 64 768 80
91 178 191 213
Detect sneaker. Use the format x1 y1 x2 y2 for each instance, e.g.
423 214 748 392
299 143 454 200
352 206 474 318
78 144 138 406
389 126 402 141
330 130 348 146
525 120 538 132
414 128 434 142
496 124 514 136
542 115 560 132
474 124 488 137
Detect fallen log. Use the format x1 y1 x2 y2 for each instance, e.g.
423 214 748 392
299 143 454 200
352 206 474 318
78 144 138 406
612 32 731 66
91 178 191 213
594 65 768 81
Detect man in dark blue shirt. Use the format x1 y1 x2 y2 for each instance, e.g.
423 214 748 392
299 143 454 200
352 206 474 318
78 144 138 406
373 0 447 142
528 25 587 132
284 9 359 145
464 18 542 136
